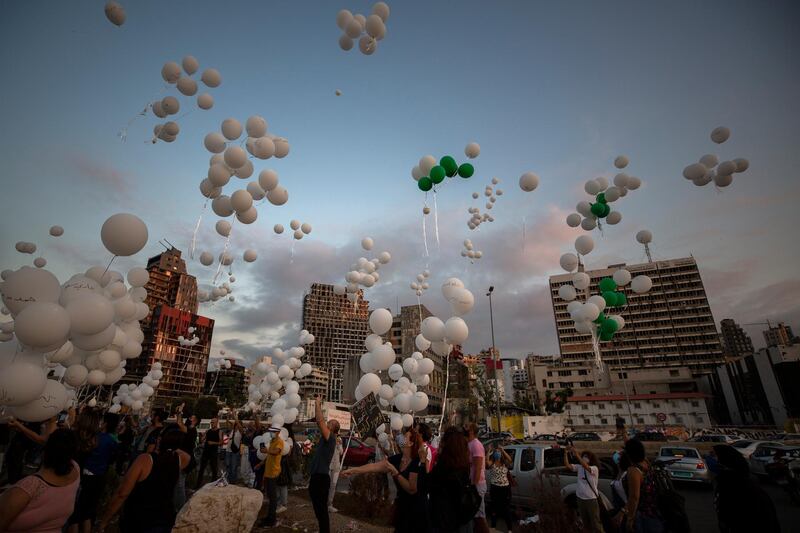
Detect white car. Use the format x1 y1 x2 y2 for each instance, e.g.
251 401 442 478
731 439 782 459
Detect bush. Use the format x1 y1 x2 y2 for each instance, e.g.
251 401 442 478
348 472 391 520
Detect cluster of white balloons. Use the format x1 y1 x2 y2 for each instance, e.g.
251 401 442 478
108 362 163 413
198 280 234 304
211 356 233 372
559 235 596 272
254 426 294 459
682 127 749 188
467 177 501 230
104 2 126 26
336 3 390 56
0 215 151 421
333 238 392 303
565 158 642 232
409 269 431 297
179 327 200 347
149 57 220 143
461 239 483 262
284 219 313 241
245 329 316 425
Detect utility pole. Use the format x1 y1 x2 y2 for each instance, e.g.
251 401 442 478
487 286 502 433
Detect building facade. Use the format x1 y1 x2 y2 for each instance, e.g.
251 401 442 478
720 318 754 358
763 322 796 347
124 247 214 407
549 256 724 376
564 392 711 431
204 360 247 407
302 283 370 403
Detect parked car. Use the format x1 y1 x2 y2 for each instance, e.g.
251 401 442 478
567 432 602 441
748 444 800 477
688 434 737 443
341 437 375 467
656 446 711 485
772 433 800 443
632 430 667 442
529 434 559 442
732 440 782 459
496 443 613 512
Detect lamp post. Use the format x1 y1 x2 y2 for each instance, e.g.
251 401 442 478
487 286 502 433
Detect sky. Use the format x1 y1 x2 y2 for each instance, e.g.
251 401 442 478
1 0 799 366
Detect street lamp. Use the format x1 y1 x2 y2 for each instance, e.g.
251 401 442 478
487 286 502 433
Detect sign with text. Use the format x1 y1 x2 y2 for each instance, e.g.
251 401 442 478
351 392 387 436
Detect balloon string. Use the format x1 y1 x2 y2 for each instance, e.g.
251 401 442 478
290 241 295 263
422 209 430 258
189 200 208 260
101 255 117 278
522 216 526 255
213 227 233 285
439 356 450 434
433 192 440 250
119 85 170 142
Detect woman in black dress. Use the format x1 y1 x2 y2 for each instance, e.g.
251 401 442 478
342 427 430 533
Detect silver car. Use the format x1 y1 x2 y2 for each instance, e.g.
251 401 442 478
657 446 712 484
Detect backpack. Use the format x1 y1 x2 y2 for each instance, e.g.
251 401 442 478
647 463 691 533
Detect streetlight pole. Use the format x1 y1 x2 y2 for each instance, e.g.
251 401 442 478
487 286 502 433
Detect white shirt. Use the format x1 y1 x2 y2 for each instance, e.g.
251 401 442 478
572 464 599 500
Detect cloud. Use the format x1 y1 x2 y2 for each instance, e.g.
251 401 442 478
67 153 133 201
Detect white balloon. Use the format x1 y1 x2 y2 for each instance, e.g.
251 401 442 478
559 253 578 272
631 275 653 294
243 249 258 263
201 68 222 88
733 158 749 173
635 230 653 244
465 142 480 159
246 181 266 201
421 317 445 342
699 154 719 168
10 379 68 422
390 414 403 431
614 155 629 169
273 138 290 158
613 269 632 286
574 320 594 335
683 163 707 181
208 163 232 187
231 189 254 213
444 317 469 344
101 213 148 257
199 251 214 266
595 177 609 191
411 392 429 412
519 172 540 192
181 55 199 74
566 213 582 227
161 61 181 83
584 179 601 195
301 223 312 235
717 160 736 176
273 224 285 236
613 173 629 188
364 333 382 352
0 360 47 406
415 334 430 352
66 293 114 335
575 235 594 256
604 186 621 202
1 267 61 316
710 126 730 144
337 9 354 29
359 35 377 55
339 34 355 51
369 309 393 335
345 18 363 38
419 155 436 175
267 186 288 206
361 237 374 251
558 284 576 302
365 14 385 39
626 176 641 190
606 211 622 225
580 302 600 322
104 1 126 26
402 413 414 427
372 2 390 22
394 392 411 413
359 372 382 396
245 115 268 138
234 159 254 179
581 217 597 231
588 295 607 313
46 341 74 364
161 96 180 115
177 77 198 96
253 137 276 159
197 93 214 110
441 278 465 301
215 220 232 237
572 272 590 291
224 146 247 169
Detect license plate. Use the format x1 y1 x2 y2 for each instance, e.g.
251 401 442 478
670 471 692 478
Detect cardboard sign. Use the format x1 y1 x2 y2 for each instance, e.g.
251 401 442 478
351 392 387 436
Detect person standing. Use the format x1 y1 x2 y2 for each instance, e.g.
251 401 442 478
275 424 296 514
258 427 284 528
428 427 474 533
0 428 80 533
4 417 57 484
563 445 603 533
623 439 665 533
466 423 489 533
224 417 243 484
307 395 340 533
174 408 197 510
327 434 344 513
96 430 190 533
486 443 514 530
194 418 221 489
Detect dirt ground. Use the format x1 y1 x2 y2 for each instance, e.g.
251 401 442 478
251 489 392 533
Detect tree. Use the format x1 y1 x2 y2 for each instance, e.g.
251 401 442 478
467 360 499 414
544 388 573 414
513 389 539 414
170 396 197 416
194 395 221 419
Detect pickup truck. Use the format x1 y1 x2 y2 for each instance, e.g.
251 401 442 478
494 443 615 512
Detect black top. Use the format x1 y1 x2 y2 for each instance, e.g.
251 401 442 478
181 426 198 454
309 433 336 476
388 454 429 532
428 463 472 532
203 428 220 450
715 469 780 533
120 453 177 531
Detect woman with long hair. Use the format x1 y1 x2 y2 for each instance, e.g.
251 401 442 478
341 427 430 532
427 427 473 533
96 429 190 533
0 428 81 533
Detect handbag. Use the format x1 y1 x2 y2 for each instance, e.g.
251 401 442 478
458 483 482 523
584 469 615 530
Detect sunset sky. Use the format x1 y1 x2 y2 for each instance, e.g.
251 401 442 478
1 0 798 364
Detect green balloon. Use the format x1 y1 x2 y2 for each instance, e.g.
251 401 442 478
593 311 606 324
457 163 474 178
600 330 615 342
598 277 617 292
440 156 458 177
600 203 611 218
602 291 618 307
616 292 627 306
590 203 605 217
418 177 432 191
430 165 446 183
597 192 607 204
601 318 619 334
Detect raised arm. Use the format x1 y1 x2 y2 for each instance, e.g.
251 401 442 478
624 466 642 532
97 453 148 531
340 458 392 477
394 470 418 495
315 396 330 441
8 419 48 445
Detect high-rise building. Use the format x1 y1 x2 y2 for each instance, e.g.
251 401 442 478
549 256 723 377
204 359 247 407
720 319 754 358
297 367 330 402
124 247 214 407
763 322 796 347
302 283 369 403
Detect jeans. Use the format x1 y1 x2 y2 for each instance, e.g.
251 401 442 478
195 448 219 489
328 469 340 507
577 497 603 533
277 485 288 507
262 477 278 525
489 484 513 529
635 513 666 533
225 451 241 483
174 470 186 512
309 473 331 533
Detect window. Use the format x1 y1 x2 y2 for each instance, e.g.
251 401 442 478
674 416 683 423
600 418 608 425
543 449 564 469
695 416 704 423
547 371 553 377
637 418 645 424
521 448 537 472
615 403 623 409
578 369 588 376
618 372 628 379
558 370 572 377
548 383 554 389
597 403 605 410
583 418 591 425
567 418 574 424
691 401 700 407
634 403 642 409
581 405 588 411
652 403 660 408
669 370 679 377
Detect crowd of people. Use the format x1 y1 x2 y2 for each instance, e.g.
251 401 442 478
0 400 788 533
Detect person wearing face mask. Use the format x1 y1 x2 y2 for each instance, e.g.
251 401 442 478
341 427 430 532
486 444 514 530
563 444 604 533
